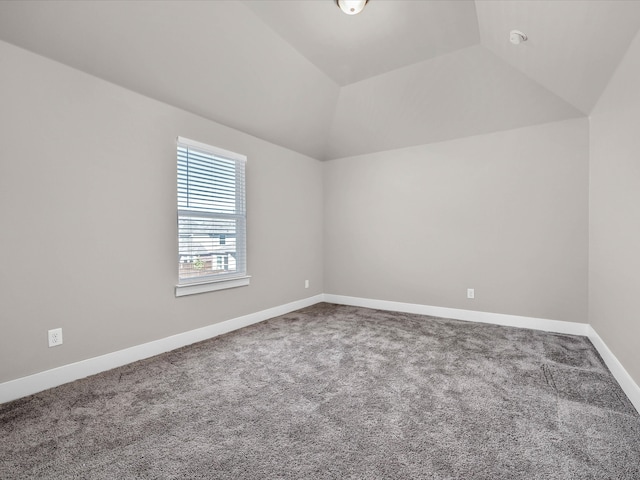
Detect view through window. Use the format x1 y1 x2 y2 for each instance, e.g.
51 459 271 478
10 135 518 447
177 137 246 286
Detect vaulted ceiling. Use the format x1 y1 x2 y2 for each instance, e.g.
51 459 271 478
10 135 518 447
1 0 639 160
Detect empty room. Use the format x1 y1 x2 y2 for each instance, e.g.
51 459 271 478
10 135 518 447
1 0 639 478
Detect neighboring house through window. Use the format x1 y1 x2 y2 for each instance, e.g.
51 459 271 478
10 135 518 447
175 136 249 296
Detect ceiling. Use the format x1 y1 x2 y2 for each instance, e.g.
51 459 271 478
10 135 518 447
0 0 639 160
243 0 480 86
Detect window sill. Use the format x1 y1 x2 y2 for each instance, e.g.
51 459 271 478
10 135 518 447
175 275 251 297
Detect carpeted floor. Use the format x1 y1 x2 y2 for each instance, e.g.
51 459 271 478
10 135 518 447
1 303 639 479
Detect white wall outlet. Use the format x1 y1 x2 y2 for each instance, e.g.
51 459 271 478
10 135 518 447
48 328 63 347
467 288 475 299
304 279 310 289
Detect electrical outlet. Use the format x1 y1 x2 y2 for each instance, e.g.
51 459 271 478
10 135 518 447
304 279 310 289
48 328 63 347
467 288 475 299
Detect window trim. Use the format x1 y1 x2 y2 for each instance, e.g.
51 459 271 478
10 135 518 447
175 136 249 297
175 275 251 297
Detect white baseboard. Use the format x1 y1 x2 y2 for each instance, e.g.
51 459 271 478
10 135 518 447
0 294 324 405
587 326 640 413
323 294 589 335
325 294 640 414
3 293 639 415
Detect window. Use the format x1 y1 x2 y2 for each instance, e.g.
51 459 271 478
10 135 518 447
175 137 249 296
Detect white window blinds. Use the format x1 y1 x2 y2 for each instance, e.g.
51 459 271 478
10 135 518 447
177 137 247 286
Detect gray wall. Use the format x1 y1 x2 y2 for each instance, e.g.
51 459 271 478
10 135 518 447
589 30 640 386
324 119 589 324
0 41 324 383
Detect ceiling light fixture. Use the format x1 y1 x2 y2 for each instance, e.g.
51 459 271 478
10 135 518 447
336 0 369 15
509 30 527 45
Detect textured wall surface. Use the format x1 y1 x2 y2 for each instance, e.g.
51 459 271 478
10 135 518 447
324 118 589 324
589 29 640 386
0 41 324 383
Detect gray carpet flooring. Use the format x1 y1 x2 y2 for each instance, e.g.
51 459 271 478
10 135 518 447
1 303 639 479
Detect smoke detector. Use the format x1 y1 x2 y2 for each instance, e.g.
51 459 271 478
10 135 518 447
509 30 527 45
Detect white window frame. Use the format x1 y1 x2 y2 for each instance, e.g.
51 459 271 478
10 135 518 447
175 136 250 297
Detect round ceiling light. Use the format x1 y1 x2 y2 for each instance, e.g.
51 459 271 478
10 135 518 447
336 0 369 15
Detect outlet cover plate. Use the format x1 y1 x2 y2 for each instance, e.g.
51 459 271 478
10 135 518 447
48 328 63 347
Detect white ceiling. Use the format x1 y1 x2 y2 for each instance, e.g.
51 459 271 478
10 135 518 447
0 0 639 160
243 0 480 86
476 0 640 114
326 45 582 159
